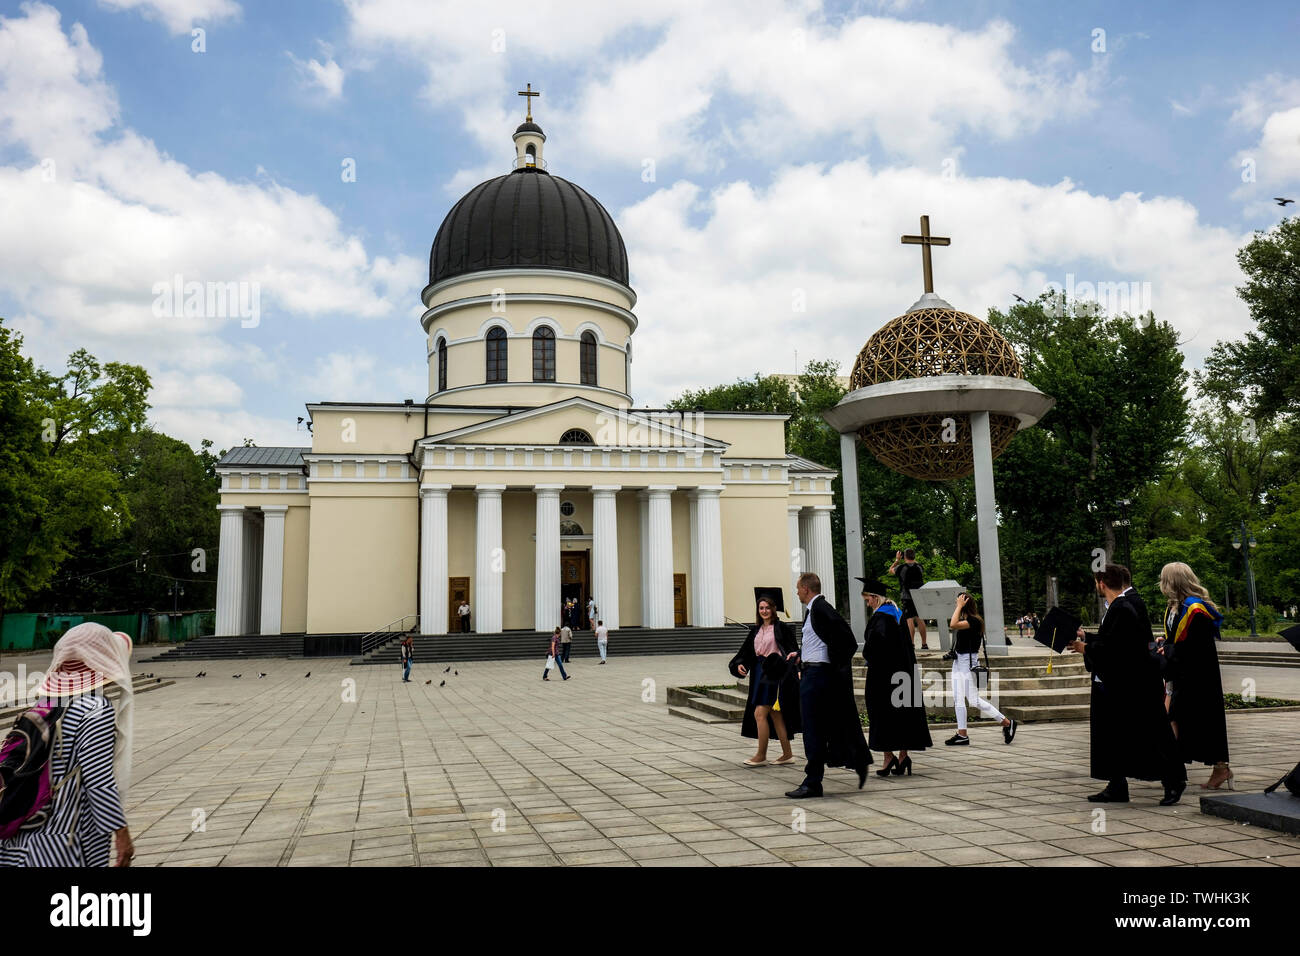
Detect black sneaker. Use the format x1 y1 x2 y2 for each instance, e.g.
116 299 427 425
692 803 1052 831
941 650 957 661
1003 719 1017 744
944 733 970 746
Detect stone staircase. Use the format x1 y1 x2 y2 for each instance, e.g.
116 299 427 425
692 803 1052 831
668 652 1093 724
352 625 747 664
1218 649 1300 669
142 634 305 662
0 675 174 721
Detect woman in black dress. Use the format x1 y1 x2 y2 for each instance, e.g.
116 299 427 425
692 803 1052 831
858 578 931 775
728 594 801 766
1158 562 1231 789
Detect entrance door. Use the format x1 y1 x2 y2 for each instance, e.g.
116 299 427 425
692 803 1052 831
448 577 470 632
560 551 589 627
673 573 687 627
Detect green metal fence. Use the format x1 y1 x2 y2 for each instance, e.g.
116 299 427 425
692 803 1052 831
1 611 215 650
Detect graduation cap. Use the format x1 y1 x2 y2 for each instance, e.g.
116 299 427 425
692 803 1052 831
856 576 889 596
761 652 790 682
1034 607 1080 653
1279 624 1300 655
754 588 785 614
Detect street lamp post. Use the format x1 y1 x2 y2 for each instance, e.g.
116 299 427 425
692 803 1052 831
1231 520 1259 639
1113 498 1132 570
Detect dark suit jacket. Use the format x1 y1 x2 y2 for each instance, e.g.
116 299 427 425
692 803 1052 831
804 594 858 665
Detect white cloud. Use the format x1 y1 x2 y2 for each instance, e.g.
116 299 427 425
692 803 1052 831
1229 74 1300 201
97 0 241 35
287 50 345 100
617 161 1250 406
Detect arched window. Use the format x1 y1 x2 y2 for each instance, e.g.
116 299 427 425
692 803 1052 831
525 143 537 167
580 331 598 386
559 429 593 445
532 327 555 382
485 327 507 382
625 341 632 394
437 338 447 392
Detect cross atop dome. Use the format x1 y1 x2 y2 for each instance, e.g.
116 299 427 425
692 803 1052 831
517 82 541 122
901 215 950 295
512 85 547 169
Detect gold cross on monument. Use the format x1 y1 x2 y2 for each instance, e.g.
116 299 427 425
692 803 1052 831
901 215 951 294
517 83 541 122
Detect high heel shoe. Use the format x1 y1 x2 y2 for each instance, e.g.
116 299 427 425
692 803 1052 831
892 755 913 776
1202 768 1234 790
876 755 899 777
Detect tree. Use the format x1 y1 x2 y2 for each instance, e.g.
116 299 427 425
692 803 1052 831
1130 536 1225 623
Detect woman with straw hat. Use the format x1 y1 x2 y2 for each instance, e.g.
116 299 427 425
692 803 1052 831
0 623 135 866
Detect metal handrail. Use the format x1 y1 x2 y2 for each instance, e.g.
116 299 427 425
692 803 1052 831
359 614 418 655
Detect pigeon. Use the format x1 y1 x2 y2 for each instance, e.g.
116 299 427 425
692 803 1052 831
444 666 451 673
439 680 446 687
305 672 311 678
147 673 154 678
195 671 205 678
233 674 241 679
1276 197 1295 206
1013 293 1028 304
425 679 432 685
258 672 267 678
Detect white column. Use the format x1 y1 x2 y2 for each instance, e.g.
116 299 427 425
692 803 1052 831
810 505 835 607
798 508 813 587
689 487 724 627
215 505 245 636
971 411 1007 654
788 505 803 617
591 485 621 630
534 484 563 631
645 486 676 628
474 484 506 634
638 491 650 627
259 506 288 635
241 513 263 635
839 432 866 639
420 485 450 635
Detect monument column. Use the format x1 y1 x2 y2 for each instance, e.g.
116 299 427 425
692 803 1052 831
474 484 506 634
420 485 451 634
638 491 650 627
839 433 866 638
971 411 1007 653
645 486 675 628
787 505 803 615
534 484 563 631
215 505 245 636
591 485 621 629
810 505 836 604
259 505 288 636
688 487 724 626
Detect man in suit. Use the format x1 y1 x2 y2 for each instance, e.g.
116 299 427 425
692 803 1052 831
1069 563 1186 805
786 572 871 798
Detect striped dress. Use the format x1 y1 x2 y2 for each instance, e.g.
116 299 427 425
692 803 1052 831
0 694 128 867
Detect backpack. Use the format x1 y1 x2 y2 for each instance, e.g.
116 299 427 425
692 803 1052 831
0 702 67 840
1265 760 1300 798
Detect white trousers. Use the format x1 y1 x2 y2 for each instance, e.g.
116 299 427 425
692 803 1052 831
951 652 1006 730
597 639 607 662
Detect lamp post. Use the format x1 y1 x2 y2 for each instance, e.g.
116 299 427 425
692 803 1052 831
1113 498 1132 570
1231 520 1259 639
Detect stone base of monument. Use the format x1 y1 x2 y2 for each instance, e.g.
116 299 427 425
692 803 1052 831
1199 792 1300 835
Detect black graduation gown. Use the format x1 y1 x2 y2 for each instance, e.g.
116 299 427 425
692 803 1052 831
1165 610 1230 765
1083 592 1182 782
862 608 932 752
803 597 872 770
728 622 802 738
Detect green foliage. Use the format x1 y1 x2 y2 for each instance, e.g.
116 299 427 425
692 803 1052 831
1221 604 1275 635
1129 536 1226 624
877 531 976 604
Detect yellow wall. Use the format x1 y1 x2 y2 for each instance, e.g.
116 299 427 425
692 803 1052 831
502 491 536 630
719 487 796 624
697 415 788 459
282 504 310 633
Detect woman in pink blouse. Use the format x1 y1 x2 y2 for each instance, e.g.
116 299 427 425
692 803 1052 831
728 594 802 766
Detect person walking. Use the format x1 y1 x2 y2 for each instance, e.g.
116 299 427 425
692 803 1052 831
728 593 801 766
560 622 573 663
586 597 598 631
543 628 570 681
888 549 929 650
944 592 1017 746
1069 563 1186 805
1158 562 1232 790
858 578 931 776
0 623 134 867
400 635 414 682
785 572 871 798
458 601 471 633
594 620 609 664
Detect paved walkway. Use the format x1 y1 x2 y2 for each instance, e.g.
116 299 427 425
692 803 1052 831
7 648 1300 866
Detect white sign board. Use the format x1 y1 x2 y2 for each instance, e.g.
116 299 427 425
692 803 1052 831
909 580 965 651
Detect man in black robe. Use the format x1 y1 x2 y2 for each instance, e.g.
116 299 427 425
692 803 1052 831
786 572 871 798
1069 564 1186 805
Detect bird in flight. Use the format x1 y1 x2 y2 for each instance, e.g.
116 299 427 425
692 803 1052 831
1013 294 1029 304
1276 197 1295 206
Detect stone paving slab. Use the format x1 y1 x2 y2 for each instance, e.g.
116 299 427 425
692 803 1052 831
64 649 1300 867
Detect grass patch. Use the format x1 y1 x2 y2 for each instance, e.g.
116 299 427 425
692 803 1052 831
1223 693 1300 709
682 684 736 694
858 710 952 726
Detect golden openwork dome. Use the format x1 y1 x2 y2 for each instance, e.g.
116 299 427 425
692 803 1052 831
847 302 1024 480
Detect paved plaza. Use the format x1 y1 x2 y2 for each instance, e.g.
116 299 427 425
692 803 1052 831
7 645 1300 867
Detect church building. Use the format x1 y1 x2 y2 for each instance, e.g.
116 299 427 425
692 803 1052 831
212 101 838 638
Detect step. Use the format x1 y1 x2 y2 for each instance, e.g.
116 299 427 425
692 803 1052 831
1002 703 1091 722
0 676 174 721
667 705 734 724
686 696 747 720
852 674 1090 693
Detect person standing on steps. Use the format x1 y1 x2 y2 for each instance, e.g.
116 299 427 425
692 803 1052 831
785 572 871 799
587 597 598 631
729 593 800 767
944 592 1016 747
858 578 931 777
560 621 573 663
889 549 930 651
543 627 570 681
459 601 471 634
595 620 609 664
1069 563 1186 806
400 635 414 683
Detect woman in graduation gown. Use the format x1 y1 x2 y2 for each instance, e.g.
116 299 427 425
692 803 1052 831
1158 562 1232 789
858 578 931 776
728 593 801 766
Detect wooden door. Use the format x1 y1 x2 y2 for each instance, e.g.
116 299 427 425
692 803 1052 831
448 577 470 632
673 573 687 627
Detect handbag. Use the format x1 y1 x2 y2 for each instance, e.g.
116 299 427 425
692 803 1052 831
545 655 555 671
970 634 992 692
1265 760 1300 797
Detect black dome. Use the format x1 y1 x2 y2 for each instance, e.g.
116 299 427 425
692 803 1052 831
515 121 544 135
429 168 630 290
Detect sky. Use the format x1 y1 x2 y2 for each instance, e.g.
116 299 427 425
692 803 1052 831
1 0 1297 451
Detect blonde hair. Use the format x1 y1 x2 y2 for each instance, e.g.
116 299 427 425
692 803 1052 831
1159 562 1218 616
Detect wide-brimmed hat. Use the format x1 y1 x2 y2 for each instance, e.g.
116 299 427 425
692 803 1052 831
36 626 133 699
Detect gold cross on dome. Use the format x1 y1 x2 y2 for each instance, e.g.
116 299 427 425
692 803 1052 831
517 83 541 122
901 215 951 294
